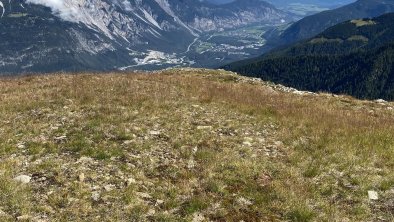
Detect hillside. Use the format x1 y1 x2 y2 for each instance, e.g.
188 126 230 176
0 69 393 221
266 0 394 47
224 13 394 100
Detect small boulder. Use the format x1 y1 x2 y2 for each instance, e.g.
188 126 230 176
123 140 134 145
197 126 212 130
147 208 156 216
0 208 7 216
14 175 31 184
236 197 253 207
192 213 205 222
136 192 152 199
243 141 252 147
375 99 387 103
104 184 115 192
77 156 94 163
368 190 379 200
156 199 164 205
126 177 137 186
149 130 160 136
16 143 26 149
16 215 31 221
54 135 67 143
187 159 196 169
78 173 85 182
91 191 101 201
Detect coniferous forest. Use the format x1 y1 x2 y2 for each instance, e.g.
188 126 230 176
225 13 394 100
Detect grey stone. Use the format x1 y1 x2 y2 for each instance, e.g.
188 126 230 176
368 190 379 200
14 175 31 184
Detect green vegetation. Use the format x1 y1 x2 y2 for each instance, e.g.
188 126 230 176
195 41 216 54
0 69 393 221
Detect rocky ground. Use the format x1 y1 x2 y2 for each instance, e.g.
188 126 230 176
0 69 393 221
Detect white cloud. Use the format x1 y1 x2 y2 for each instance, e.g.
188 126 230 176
0 1 5 18
25 0 81 22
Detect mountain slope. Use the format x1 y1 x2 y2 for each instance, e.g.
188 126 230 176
0 69 393 221
267 0 394 47
0 0 289 74
224 13 394 100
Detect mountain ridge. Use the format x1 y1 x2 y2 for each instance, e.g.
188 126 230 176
224 13 394 100
266 0 394 48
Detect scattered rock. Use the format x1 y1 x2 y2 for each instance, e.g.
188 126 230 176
104 184 115 192
0 208 7 216
14 175 31 184
368 190 379 200
78 173 85 182
37 177 47 182
257 173 272 187
236 197 253 207
292 90 305 95
132 126 141 131
16 215 31 221
92 191 101 201
274 141 283 147
244 137 253 142
187 159 196 169
126 177 137 186
41 205 55 214
375 99 387 104
147 208 156 216
77 156 94 163
123 140 134 145
54 135 67 143
136 192 152 199
243 141 252 147
156 199 164 206
192 213 205 222
243 137 254 146
197 126 212 130
16 142 26 149
149 130 160 136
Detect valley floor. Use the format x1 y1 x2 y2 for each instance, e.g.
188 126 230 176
0 69 393 221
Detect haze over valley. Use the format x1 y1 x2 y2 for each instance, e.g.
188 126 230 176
0 0 293 73
0 0 355 74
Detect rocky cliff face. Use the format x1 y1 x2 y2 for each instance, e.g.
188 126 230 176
0 0 290 74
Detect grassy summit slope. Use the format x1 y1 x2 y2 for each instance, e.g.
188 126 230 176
0 69 393 221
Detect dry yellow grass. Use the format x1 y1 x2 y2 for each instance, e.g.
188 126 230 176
0 69 393 221
351 19 377 27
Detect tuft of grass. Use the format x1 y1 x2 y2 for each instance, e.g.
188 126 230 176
181 195 209 215
286 206 316 222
